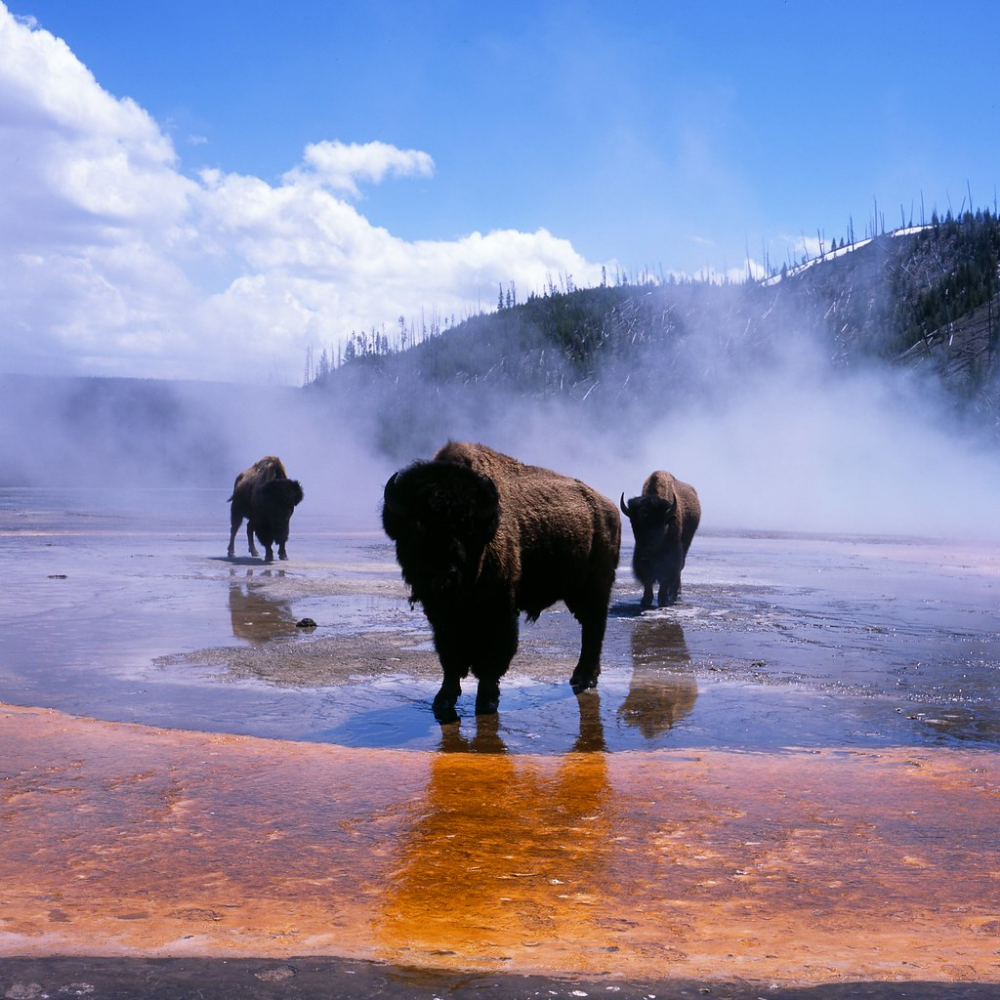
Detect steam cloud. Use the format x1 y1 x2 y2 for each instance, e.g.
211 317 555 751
4 278 997 545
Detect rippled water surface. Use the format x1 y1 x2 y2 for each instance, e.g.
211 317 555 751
2 486 998 754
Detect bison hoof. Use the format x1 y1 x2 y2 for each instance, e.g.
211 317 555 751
475 697 500 717
432 696 459 725
570 674 599 695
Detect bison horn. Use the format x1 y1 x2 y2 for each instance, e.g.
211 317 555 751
383 472 405 516
620 492 631 517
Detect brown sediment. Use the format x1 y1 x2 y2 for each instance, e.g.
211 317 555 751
1 702 998 988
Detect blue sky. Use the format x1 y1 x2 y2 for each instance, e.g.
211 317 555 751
2 0 998 383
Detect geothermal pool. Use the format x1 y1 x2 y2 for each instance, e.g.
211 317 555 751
1 486 997 753
1 486 999 994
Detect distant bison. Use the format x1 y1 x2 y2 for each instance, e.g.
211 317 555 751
227 456 303 562
620 470 700 608
382 441 621 722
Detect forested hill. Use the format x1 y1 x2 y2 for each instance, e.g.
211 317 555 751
309 210 1000 459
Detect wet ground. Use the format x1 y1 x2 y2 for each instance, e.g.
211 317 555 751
3 487 999 753
1 487 999 997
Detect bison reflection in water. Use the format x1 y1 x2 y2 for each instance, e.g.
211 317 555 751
228 568 298 643
227 455 304 562
620 470 700 608
619 618 697 738
375 705 613 967
382 441 621 723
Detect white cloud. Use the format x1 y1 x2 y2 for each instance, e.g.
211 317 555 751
291 139 435 198
0 4 608 384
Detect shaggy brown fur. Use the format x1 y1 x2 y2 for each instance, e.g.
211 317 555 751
620 470 700 608
227 456 304 562
383 441 621 722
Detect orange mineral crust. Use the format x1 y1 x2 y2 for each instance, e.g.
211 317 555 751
1 703 998 987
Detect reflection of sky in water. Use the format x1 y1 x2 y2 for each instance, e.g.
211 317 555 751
2 488 999 754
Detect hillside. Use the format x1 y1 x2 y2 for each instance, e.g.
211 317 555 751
309 210 1000 458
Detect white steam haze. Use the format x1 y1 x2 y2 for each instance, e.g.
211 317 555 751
1 4 998 541
454 325 1000 542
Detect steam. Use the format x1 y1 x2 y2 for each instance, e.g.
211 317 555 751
2 291 998 543
368 288 1000 542
623 368 1000 539
0 374 395 534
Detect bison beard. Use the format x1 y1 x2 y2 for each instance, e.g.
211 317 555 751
382 442 621 723
227 456 304 562
620 470 700 608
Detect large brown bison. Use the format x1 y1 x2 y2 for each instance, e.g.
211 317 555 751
227 456 304 562
620 470 700 608
382 441 621 723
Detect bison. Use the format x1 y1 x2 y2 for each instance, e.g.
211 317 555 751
227 456 304 562
620 470 700 608
382 441 621 723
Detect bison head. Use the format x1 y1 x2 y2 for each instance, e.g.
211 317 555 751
383 461 500 606
620 492 676 564
255 478 304 545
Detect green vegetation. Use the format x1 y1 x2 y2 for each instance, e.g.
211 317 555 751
895 211 1000 357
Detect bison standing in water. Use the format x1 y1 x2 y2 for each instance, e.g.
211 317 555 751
382 441 621 723
227 456 304 562
620 470 700 608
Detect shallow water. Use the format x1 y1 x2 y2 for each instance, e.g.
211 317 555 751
2 486 998 754
4 487 1000 988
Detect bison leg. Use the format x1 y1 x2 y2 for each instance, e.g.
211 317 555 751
430 631 470 723
658 577 680 607
245 522 259 559
640 582 655 609
658 551 684 606
277 543 288 561
474 676 502 717
430 612 517 722
227 520 240 558
263 544 275 563
470 612 519 716
567 601 609 694
432 671 464 724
